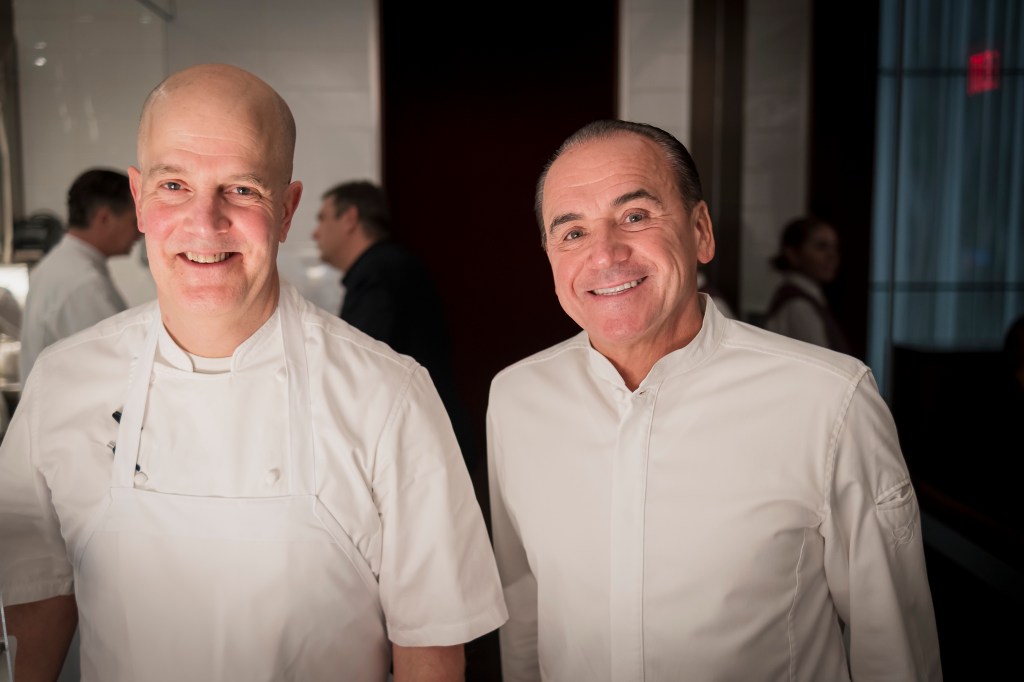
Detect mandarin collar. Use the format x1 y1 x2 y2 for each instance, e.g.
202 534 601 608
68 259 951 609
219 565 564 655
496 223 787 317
585 293 725 392
155 302 283 373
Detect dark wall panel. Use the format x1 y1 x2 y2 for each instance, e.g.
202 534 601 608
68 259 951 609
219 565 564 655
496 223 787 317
381 2 618 474
809 2 881 360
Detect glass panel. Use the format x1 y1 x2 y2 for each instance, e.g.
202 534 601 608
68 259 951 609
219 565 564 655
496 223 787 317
871 0 1024 395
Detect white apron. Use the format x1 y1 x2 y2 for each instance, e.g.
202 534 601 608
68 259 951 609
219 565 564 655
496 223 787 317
71 298 391 681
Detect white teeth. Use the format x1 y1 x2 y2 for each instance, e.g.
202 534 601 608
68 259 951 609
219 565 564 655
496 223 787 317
185 252 229 264
592 279 642 295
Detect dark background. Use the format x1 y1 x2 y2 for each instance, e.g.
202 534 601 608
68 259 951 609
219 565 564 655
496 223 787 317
381 1 617 476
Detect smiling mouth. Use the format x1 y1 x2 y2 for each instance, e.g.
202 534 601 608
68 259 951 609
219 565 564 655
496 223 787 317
591 277 645 295
184 252 232 264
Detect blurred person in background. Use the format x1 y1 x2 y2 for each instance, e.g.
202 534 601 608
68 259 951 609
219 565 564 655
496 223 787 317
764 215 850 353
313 180 477 471
18 168 138 382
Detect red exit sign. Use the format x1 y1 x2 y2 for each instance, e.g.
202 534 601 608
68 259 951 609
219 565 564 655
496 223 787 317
968 50 1000 95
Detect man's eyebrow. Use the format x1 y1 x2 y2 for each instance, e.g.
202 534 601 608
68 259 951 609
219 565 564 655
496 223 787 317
148 164 182 177
229 173 271 189
613 189 662 208
547 189 663 235
548 211 583 234
147 166 270 189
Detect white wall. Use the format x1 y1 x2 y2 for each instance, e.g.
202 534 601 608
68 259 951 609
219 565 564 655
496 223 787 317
619 0 694 148
740 0 812 319
620 0 811 320
14 0 379 313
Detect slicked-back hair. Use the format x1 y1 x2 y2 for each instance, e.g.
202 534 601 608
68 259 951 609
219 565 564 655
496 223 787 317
322 180 392 240
67 168 134 229
534 120 704 247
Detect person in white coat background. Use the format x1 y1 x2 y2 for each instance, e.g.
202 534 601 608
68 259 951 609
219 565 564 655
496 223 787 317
0 63 507 682
486 119 941 680
18 168 139 383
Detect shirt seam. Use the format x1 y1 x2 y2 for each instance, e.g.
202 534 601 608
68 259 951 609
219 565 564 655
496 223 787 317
720 336 862 383
822 367 871 516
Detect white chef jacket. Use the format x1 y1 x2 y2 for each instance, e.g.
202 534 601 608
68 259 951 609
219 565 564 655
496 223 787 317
487 295 941 681
18 234 128 382
0 281 507 678
764 271 831 349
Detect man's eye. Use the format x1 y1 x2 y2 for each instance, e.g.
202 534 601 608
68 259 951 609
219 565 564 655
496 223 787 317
162 181 182 191
232 187 256 196
625 212 644 223
564 229 583 241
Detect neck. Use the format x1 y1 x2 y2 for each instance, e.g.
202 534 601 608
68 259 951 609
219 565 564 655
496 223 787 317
596 300 706 392
159 284 280 358
67 227 107 256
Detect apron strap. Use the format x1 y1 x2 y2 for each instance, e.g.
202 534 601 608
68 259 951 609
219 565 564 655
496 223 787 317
279 286 316 496
112 288 315 495
111 313 161 489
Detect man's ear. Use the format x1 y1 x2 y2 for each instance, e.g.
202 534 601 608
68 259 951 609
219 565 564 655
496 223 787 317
127 166 145 233
278 180 304 243
693 201 715 265
340 204 361 233
92 205 113 232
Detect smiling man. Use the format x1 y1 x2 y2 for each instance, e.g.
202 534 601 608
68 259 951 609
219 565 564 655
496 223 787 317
0 63 506 682
486 120 941 681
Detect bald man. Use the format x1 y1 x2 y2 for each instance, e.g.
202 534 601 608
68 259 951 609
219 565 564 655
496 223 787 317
0 63 506 682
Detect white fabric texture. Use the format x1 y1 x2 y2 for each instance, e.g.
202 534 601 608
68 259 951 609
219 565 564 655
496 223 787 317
764 271 830 348
0 282 507 680
487 296 941 682
18 234 127 382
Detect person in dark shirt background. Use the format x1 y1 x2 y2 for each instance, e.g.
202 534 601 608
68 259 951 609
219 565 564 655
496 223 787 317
314 180 477 470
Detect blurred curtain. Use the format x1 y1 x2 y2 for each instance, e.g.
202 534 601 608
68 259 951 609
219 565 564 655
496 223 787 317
870 0 1024 395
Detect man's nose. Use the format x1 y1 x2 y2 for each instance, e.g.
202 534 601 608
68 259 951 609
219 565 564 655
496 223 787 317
589 227 630 267
185 191 230 233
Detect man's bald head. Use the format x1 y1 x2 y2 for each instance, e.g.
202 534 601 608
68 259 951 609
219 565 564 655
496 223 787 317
137 63 296 183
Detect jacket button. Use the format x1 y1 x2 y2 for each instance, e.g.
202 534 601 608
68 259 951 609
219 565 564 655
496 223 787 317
134 471 149 486
265 468 281 485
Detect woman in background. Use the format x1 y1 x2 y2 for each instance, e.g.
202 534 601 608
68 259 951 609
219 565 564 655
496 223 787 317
765 215 850 354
